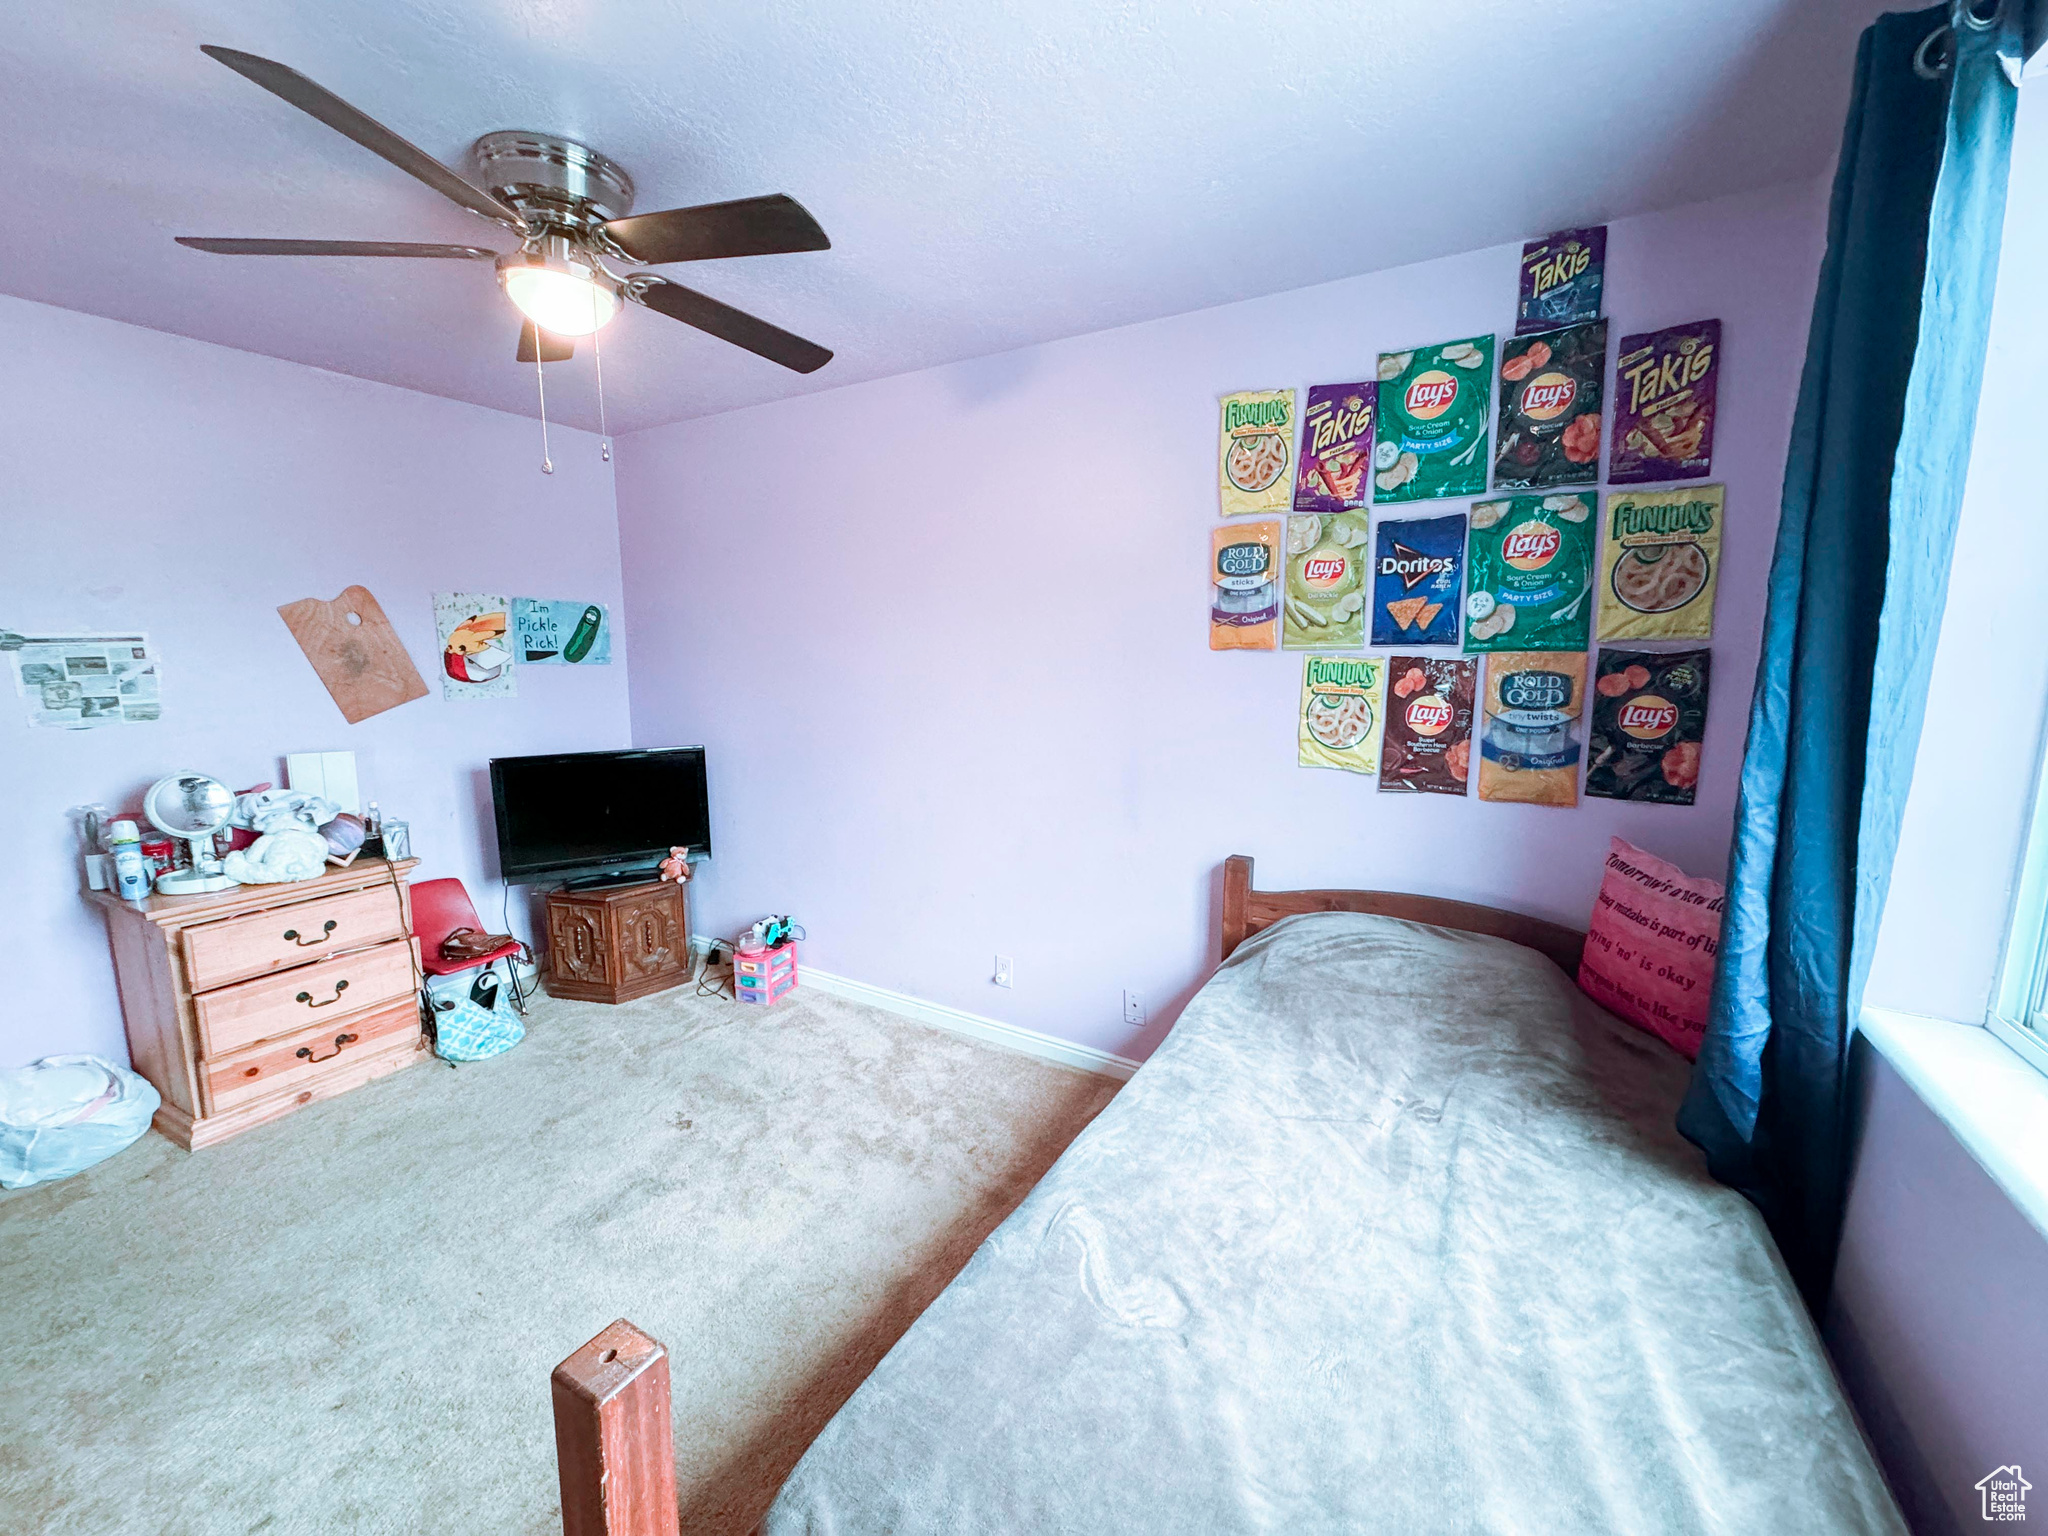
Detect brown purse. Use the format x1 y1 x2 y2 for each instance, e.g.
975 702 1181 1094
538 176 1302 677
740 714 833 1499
439 926 516 963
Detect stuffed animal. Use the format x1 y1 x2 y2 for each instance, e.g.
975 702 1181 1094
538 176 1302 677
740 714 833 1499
223 829 330 884
658 846 692 884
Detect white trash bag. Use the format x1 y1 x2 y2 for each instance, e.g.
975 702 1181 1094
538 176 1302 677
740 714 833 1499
0 1055 161 1189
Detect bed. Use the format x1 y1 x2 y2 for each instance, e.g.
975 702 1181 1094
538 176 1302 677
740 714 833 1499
759 856 1905 1534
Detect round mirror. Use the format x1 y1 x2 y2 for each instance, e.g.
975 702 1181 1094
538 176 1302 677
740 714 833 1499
144 773 233 838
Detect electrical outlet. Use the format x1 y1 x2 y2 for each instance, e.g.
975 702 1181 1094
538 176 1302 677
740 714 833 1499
1123 990 1145 1027
994 954 1014 988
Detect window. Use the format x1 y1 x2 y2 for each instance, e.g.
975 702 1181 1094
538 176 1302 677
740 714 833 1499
1992 752 2048 1077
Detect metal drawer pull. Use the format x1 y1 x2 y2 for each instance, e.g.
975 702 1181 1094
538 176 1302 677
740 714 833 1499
282 920 338 946
295 979 350 1008
296 1031 359 1063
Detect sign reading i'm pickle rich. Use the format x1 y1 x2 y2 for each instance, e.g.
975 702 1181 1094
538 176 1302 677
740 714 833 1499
1599 485 1724 641
1373 337 1493 503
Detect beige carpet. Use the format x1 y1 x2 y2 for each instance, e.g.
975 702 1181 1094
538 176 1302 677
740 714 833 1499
0 982 1118 1535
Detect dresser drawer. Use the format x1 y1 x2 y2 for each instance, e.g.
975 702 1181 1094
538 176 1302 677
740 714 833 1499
192 939 417 1059
201 998 422 1114
182 883 411 993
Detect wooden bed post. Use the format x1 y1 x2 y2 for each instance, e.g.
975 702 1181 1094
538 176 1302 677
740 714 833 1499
552 1319 679 1536
1221 855 1254 959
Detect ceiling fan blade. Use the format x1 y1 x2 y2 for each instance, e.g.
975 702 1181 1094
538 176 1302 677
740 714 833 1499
632 279 832 374
199 45 526 233
177 237 498 259
516 321 576 363
603 195 830 265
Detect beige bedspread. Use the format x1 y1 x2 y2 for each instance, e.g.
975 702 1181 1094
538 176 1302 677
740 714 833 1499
764 912 1905 1535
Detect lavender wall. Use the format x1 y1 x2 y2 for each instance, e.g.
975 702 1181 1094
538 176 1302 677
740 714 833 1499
1827 1040 2048 1536
613 178 1829 1057
0 294 629 1070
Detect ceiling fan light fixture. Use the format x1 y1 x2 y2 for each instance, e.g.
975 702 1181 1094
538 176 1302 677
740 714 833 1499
497 247 618 337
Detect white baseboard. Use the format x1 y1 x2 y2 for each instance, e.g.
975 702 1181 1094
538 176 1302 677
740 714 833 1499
687 936 1139 1081
803 967 1139 1081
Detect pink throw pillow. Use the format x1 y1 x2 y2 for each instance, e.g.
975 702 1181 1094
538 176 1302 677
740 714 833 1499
1577 836 1724 1059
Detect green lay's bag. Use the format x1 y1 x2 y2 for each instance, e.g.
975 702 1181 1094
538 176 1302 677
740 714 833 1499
1374 336 1494 504
1283 512 1369 648
1464 492 1595 652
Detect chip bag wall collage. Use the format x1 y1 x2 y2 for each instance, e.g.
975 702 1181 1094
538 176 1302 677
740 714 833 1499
1210 223 1726 811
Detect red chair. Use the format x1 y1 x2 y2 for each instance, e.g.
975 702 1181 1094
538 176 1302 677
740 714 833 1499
411 877 528 1012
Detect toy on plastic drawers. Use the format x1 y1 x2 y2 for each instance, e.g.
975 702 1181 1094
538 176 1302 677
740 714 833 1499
734 936 798 1005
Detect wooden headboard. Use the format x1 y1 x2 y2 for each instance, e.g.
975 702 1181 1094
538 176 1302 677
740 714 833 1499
1220 854 1586 976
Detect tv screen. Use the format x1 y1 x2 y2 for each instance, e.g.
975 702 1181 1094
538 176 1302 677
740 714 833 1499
490 747 710 883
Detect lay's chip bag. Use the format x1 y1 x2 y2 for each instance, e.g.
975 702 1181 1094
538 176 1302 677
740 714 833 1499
1374 337 1493 503
1464 492 1594 652
1283 512 1369 648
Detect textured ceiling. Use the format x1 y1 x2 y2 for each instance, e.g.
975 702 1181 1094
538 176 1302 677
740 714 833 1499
1 0 1888 434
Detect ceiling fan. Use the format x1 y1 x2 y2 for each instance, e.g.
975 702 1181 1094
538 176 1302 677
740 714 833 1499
177 46 833 374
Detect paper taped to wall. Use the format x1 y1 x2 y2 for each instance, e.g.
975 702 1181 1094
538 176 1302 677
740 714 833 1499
9 633 161 728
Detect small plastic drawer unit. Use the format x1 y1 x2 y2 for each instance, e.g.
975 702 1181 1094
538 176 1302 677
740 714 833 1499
734 939 798 1005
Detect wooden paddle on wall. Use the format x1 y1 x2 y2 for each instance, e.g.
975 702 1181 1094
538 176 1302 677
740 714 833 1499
278 585 429 724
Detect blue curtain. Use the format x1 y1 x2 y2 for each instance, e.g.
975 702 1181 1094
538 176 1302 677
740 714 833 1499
1678 1 2034 1307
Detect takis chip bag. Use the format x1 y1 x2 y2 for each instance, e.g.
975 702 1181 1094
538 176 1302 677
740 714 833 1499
1478 651 1587 807
1294 383 1377 513
1610 321 1719 484
1586 648 1711 806
1371 513 1464 647
1379 656 1477 795
1599 485 1724 641
1219 390 1297 515
1298 654 1387 775
1373 337 1493 503
1464 493 1594 652
1211 522 1281 650
1284 512 1369 649
1517 227 1606 335
1494 320 1606 490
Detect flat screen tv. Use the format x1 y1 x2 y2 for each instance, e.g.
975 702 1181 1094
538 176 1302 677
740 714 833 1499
490 747 709 885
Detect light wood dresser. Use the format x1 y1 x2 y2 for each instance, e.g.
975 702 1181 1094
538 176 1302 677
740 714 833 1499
88 859 426 1149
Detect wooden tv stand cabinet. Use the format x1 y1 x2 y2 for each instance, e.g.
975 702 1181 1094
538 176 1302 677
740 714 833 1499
544 879 690 1004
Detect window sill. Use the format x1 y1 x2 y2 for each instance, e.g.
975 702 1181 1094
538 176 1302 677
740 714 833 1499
1858 1006 2048 1240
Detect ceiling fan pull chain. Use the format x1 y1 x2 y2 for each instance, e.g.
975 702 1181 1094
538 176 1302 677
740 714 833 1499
592 287 612 463
535 347 554 475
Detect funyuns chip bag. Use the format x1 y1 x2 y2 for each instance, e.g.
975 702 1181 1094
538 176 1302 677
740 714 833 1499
1478 650 1587 806
1298 654 1387 774
1211 521 1281 650
1219 390 1297 516
1598 485 1724 641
